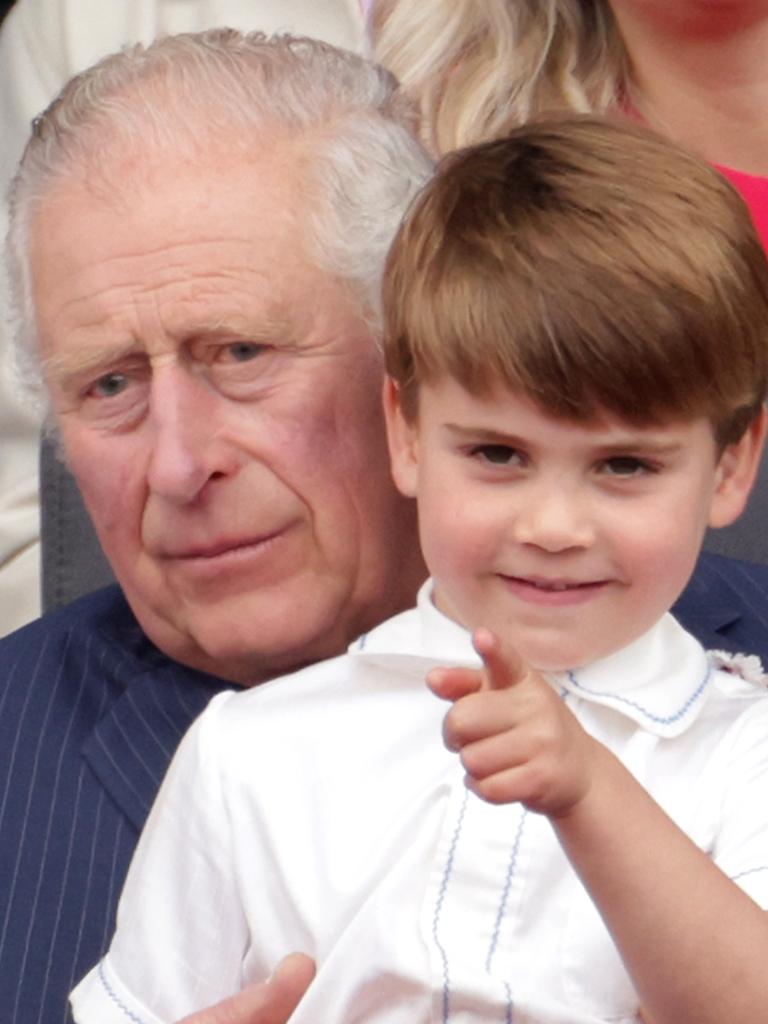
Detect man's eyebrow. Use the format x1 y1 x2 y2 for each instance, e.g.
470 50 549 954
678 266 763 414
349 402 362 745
182 314 294 344
42 340 141 386
42 313 296 386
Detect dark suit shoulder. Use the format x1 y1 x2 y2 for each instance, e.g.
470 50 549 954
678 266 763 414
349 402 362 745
674 552 768 661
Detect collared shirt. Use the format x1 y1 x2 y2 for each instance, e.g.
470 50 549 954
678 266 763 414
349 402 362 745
71 583 768 1024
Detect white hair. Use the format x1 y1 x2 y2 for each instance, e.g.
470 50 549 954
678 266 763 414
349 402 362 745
5 28 433 401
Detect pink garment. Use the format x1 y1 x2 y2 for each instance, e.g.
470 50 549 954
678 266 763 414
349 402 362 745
716 164 768 253
621 101 768 253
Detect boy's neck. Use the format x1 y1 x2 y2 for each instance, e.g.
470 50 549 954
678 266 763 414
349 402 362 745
612 4 768 175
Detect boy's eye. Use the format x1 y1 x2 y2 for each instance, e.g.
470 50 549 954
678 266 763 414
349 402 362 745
601 455 656 477
470 444 523 466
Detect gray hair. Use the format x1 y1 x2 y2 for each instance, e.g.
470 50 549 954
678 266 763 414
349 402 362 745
5 28 433 400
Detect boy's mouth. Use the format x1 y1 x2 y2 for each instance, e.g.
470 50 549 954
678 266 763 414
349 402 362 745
518 577 596 591
499 574 610 604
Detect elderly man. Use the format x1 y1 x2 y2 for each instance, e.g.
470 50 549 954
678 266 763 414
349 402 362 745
0 0 365 636
2 29 428 1024
3 25 768 1024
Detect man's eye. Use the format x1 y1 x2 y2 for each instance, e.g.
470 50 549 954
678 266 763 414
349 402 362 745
470 444 523 466
225 342 265 363
601 456 656 477
89 372 129 399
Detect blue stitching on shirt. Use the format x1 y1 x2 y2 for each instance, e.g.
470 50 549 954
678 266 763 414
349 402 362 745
485 809 528 972
97 960 147 1024
432 787 469 1024
565 664 712 726
485 808 528 1024
503 980 514 1024
732 865 768 882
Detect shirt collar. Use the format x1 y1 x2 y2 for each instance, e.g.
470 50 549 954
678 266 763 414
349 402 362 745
350 580 711 738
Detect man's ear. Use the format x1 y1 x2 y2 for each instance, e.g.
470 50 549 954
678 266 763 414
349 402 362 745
382 376 419 498
709 406 768 528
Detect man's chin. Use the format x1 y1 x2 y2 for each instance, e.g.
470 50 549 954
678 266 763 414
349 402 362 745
129 592 348 686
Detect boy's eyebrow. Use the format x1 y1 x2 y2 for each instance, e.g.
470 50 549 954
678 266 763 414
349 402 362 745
443 424 525 444
442 422 687 454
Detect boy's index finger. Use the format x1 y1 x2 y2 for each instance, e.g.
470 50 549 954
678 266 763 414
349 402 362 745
472 627 526 690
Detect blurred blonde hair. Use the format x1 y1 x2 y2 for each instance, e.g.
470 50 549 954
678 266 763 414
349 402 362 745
371 0 624 152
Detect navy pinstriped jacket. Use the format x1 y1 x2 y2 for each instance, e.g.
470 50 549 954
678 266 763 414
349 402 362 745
1 551 768 1024
0 585 232 1024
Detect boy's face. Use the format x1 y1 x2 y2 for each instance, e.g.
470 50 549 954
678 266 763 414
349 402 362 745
385 376 764 672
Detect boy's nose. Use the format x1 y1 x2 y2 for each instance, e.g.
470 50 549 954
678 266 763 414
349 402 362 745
511 482 595 553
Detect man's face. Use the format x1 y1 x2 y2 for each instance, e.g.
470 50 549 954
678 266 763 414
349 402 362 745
386 376 760 672
31 149 423 684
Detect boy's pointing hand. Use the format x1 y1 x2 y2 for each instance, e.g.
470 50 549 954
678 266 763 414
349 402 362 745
427 628 599 817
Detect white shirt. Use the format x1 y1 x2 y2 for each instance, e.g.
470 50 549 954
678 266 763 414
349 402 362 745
0 0 364 635
71 583 768 1023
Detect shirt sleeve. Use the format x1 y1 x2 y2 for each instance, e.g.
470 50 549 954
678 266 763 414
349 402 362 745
712 699 768 909
70 691 253 1023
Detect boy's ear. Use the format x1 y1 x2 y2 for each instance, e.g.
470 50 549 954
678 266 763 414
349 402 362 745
708 406 768 528
382 376 419 498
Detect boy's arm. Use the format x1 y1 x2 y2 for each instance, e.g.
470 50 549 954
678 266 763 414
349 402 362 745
552 739 768 1024
429 631 768 1024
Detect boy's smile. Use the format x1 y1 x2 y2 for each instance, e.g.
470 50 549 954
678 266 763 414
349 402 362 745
385 376 762 672
497 574 611 606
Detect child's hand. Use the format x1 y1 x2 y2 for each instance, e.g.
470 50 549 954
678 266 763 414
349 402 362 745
427 628 599 818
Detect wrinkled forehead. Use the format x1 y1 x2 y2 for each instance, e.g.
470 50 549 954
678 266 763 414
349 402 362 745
26 144 361 370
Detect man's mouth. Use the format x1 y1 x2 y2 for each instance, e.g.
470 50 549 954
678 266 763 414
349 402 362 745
161 527 290 562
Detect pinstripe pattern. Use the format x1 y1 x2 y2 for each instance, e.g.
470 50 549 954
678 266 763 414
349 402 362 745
0 586 232 1024
0 551 766 1022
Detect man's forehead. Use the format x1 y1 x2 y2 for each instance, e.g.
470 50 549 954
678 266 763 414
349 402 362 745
32 129 306 249
29 149 323 332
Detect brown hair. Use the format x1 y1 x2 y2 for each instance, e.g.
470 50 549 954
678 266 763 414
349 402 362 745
383 116 768 446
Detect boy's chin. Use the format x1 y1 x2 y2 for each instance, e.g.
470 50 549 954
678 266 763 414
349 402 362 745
511 634 615 676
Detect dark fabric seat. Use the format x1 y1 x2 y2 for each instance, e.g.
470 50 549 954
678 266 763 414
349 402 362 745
40 434 114 611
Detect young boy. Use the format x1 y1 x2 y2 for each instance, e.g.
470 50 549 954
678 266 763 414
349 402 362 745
72 117 768 1024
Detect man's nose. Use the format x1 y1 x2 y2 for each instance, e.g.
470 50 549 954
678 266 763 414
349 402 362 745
511 477 595 553
146 366 235 504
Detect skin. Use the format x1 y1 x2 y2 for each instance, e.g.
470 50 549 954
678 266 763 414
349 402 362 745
609 0 768 173
177 955 316 1024
384 375 764 672
384 373 768 1023
30 144 425 687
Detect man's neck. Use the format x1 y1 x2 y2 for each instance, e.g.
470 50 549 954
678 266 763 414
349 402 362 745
611 3 768 175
